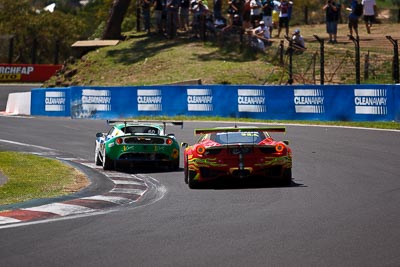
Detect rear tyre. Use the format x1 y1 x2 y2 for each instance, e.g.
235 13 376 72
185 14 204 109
169 158 180 171
184 169 188 184
103 153 114 170
188 170 200 189
95 146 102 166
282 168 292 186
184 156 188 184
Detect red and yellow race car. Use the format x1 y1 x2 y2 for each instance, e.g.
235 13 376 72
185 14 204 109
182 126 292 188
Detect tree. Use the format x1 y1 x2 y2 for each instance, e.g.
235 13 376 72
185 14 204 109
102 0 132 40
0 0 85 63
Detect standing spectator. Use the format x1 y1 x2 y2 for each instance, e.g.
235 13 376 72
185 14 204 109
242 0 252 29
276 0 292 38
362 0 377 34
179 0 190 31
323 0 339 44
141 0 152 34
261 0 275 36
153 0 165 34
191 0 209 38
227 0 244 25
166 0 180 38
213 0 223 19
346 0 361 38
250 0 262 28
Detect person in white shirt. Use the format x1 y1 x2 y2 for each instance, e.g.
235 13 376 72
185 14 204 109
251 20 271 50
292 28 305 51
362 0 377 34
276 0 292 37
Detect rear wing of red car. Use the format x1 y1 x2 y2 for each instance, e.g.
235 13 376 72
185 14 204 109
194 127 286 135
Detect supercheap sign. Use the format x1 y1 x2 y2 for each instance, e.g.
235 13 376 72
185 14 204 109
0 64 62 82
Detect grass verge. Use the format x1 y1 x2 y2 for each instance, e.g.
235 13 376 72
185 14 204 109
0 151 89 206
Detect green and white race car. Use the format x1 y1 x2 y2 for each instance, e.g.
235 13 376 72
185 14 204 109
95 120 183 170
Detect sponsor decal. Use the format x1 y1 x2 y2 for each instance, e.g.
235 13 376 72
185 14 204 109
0 66 34 75
0 64 62 82
0 65 31 81
81 89 111 112
187 88 213 111
238 89 266 112
137 89 162 111
45 91 66 112
354 89 387 115
0 74 21 81
294 89 324 113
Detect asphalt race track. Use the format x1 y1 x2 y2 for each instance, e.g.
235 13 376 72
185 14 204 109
0 115 399 267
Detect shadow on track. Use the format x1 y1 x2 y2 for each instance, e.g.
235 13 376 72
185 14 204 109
188 177 306 190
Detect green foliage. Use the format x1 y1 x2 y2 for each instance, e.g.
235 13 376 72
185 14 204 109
78 0 116 38
0 0 87 63
390 0 400 6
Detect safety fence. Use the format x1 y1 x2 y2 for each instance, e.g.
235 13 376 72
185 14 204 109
31 84 400 122
277 34 400 85
212 26 399 85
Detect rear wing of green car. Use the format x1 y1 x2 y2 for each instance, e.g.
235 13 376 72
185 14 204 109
107 120 183 133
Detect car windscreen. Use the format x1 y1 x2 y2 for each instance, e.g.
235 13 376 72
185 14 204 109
123 126 160 135
212 131 264 144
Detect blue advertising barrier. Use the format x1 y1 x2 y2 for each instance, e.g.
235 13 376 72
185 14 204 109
31 84 400 122
31 87 71 117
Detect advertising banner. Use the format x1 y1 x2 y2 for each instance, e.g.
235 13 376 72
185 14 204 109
0 64 62 82
31 84 400 122
31 88 71 117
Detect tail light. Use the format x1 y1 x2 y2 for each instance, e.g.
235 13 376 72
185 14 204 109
196 145 206 155
275 143 285 153
166 138 173 145
116 138 123 145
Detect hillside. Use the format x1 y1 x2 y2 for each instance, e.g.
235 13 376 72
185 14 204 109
44 23 400 87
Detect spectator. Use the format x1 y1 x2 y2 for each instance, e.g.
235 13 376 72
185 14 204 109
291 28 306 52
227 0 243 25
191 0 210 38
362 0 377 34
276 0 292 38
250 0 262 28
153 0 166 34
223 13 243 31
346 0 361 38
250 20 271 50
180 0 190 31
243 0 252 29
213 0 223 19
261 0 275 36
272 2 279 28
141 0 152 34
323 0 339 44
166 0 180 38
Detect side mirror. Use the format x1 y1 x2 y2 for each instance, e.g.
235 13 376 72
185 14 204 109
283 140 290 145
96 132 104 138
181 142 189 148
